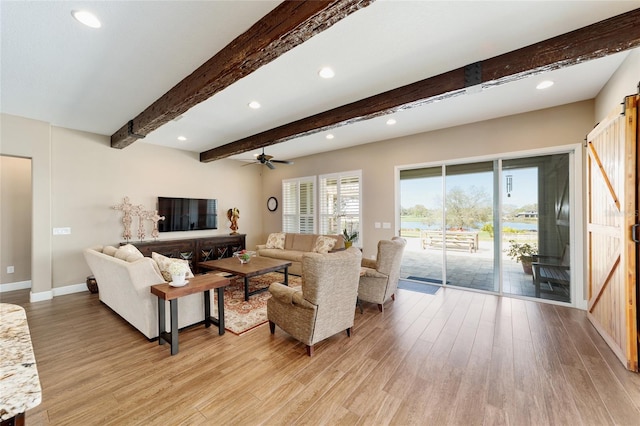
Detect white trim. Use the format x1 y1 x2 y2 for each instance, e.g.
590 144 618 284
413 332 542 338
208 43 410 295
397 143 580 172
30 290 52 302
0 280 31 292
29 282 88 302
53 283 88 297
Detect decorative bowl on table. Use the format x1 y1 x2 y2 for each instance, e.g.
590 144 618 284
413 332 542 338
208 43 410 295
233 250 256 264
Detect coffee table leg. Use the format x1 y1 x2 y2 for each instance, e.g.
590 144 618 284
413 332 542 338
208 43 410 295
158 297 166 346
284 266 289 286
217 287 225 335
204 290 211 328
244 277 249 301
170 299 178 355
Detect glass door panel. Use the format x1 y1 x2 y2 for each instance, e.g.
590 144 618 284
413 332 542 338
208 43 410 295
444 162 496 291
502 155 571 302
399 166 444 285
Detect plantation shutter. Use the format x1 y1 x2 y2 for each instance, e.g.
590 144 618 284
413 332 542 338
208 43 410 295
282 177 315 233
319 171 362 243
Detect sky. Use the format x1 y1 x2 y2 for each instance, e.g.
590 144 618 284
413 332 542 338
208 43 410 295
401 167 537 209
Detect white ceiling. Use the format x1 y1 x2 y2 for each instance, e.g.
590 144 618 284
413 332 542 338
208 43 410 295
2 1 638 165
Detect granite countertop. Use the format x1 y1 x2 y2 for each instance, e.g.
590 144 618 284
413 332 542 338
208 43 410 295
0 303 42 421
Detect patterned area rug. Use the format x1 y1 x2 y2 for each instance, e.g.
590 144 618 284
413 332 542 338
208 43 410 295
211 272 301 335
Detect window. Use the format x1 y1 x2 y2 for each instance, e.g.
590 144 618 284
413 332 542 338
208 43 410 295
282 176 316 233
319 170 362 244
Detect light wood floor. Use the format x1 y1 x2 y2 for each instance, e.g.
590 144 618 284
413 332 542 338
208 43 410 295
2 287 640 425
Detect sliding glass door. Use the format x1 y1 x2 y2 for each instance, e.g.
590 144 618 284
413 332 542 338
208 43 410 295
445 162 496 292
400 152 572 303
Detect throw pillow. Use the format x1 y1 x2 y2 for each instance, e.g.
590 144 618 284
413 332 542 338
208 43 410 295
102 246 118 257
114 244 144 262
313 236 337 254
266 232 285 249
152 252 194 282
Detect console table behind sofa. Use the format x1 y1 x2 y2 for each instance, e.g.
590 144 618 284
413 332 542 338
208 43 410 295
127 234 246 274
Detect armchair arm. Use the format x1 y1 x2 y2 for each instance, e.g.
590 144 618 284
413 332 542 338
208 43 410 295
269 282 296 304
361 267 388 279
268 282 315 310
361 258 377 269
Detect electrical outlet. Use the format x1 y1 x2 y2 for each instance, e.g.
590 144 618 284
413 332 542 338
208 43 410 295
7 266 14 274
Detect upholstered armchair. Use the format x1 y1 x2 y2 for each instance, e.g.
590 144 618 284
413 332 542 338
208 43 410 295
358 237 406 312
267 247 362 356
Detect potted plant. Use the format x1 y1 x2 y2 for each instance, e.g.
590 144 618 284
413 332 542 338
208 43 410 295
343 228 359 249
504 240 538 274
167 261 189 286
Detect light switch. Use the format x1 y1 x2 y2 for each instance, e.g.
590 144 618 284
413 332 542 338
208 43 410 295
374 222 381 229
382 222 391 229
53 227 71 235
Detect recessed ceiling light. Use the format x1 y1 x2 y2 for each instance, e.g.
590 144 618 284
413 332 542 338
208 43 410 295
536 80 554 90
326 134 335 140
177 136 187 142
71 10 101 28
318 67 335 79
248 101 261 109
386 118 397 126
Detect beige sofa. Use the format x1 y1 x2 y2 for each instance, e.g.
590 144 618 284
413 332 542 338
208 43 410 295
83 245 206 339
256 233 345 275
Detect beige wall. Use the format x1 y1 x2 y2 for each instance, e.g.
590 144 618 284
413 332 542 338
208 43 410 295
1 114 52 295
260 100 594 260
1 113 262 298
0 156 32 284
595 49 640 121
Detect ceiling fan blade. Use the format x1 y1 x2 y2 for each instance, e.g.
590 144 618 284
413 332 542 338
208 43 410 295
271 159 294 164
265 161 276 170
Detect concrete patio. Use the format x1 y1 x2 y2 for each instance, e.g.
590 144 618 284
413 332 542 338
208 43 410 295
399 237 570 303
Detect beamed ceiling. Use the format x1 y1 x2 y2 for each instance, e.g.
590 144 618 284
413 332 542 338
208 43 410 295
2 1 639 165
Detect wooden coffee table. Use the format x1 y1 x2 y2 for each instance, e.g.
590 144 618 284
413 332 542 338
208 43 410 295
150 273 229 356
199 256 292 301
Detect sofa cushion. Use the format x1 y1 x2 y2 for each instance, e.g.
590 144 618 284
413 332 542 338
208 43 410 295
290 234 316 252
313 236 337 254
152 252 194 282
114 244 144 262
266 232 285 249
103 245 118 257
259 248 305 263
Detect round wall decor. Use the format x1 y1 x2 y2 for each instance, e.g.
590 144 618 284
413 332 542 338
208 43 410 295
267 196 278 212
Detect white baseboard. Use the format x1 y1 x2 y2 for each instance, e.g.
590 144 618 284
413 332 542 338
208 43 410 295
30 282 88 302
53 283 88 296
0 280 31 292
30 290 52 302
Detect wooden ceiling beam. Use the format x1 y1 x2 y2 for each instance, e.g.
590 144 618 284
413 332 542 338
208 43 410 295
200 8 640 163
110 0 374 149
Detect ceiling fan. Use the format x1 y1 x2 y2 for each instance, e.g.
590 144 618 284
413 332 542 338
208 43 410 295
250 148 294 170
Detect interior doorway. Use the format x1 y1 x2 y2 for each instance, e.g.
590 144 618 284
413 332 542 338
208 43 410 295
399 151 573 304
0 155 33 292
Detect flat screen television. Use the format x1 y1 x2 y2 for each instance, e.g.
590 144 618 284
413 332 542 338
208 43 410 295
157 197 218 232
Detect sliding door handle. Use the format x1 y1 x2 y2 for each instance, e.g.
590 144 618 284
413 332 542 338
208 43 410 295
633 224 640 243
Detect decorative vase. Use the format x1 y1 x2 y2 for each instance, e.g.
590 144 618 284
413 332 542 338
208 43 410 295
171 272 187 287
345 241 353 249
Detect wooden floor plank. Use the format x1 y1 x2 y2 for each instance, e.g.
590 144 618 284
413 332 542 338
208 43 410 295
0 286 636 426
